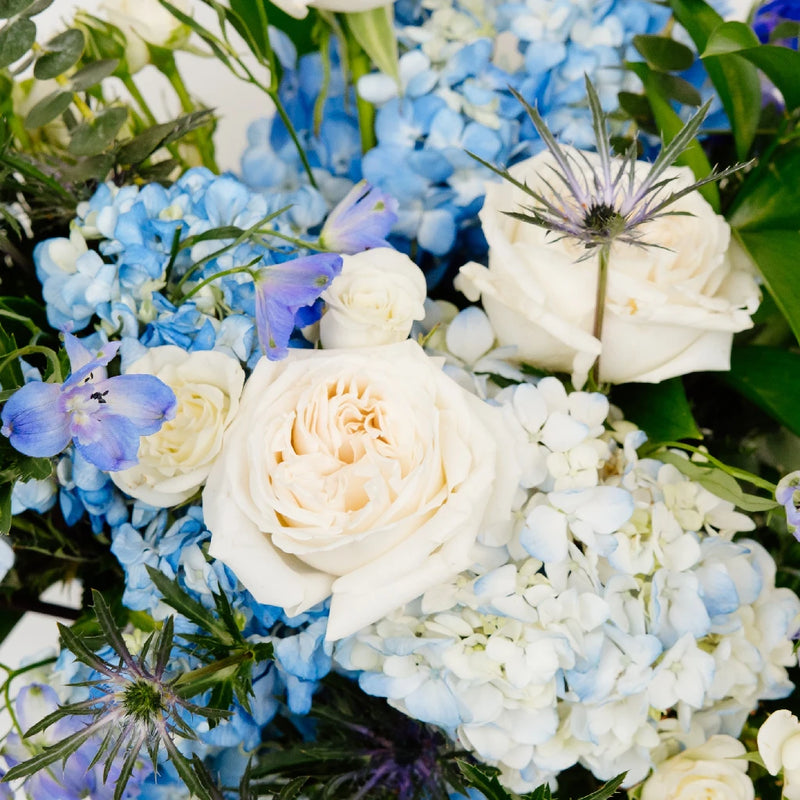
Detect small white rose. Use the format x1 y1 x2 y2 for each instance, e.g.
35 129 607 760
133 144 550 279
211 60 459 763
640 735 754 800
758 710 800 800
456 148 760 387
269 0 391 20
111 347 244 507
203 340 520 640
98 0 191 73
320 248 427 349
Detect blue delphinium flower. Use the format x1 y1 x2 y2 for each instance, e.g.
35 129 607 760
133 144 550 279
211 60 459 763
753 0 800 44
318 180 399 253
1 334 177 472
777 471 800 537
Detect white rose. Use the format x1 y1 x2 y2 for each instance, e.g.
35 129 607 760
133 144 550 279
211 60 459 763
320 248 427 349
457 149 760 387
99 0 191 72
111 347 244 507
203 340 519 640
758 710 800 800
640 736 755 800
270 0 391 20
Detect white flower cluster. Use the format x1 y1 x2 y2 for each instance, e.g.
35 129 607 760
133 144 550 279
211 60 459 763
334 307 800 792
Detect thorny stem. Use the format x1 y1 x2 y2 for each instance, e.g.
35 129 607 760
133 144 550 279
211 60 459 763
591 243 610 389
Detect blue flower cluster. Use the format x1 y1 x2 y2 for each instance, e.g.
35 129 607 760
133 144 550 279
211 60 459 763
241 0 672 281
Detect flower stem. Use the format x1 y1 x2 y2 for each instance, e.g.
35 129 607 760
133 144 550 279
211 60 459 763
590 243 610 388
346 43 376 154
180 265 258 302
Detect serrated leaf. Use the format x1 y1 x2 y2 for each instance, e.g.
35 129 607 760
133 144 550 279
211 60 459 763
633 34 695 71
162 735 215 800
69 58 118 91
721 345 800 437
0 16 35 69
68 106 128 156
34 27 84 79
579 772 626 800
612 378 702 445
703 21 800 110
277 776 309 800
0 0 33 19
23 89 72 129
457 761 515 800
345 5 399 84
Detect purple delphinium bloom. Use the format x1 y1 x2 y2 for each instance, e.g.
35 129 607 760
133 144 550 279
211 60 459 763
319 181 399 254
254 253 343 359
753 0 800 44
777 470 800 537
1 334 176 472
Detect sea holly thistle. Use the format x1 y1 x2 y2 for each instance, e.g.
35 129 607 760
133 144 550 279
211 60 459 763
470 76 747 386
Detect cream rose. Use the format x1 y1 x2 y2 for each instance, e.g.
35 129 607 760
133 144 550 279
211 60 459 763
203 340 519 640
640 736 754 800
98 0 191 73
319 248 427 349
111 347 244 507
456 149 760 387
758 710 800 800
270 0 391 20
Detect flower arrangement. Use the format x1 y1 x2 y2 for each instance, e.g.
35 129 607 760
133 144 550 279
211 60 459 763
0 0 799 798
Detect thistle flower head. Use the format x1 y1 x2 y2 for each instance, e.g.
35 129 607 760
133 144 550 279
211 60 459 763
471 76 745 255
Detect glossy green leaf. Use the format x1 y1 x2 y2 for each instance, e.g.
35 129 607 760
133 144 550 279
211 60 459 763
34 27 84 78
69 58 119 91
0 0 32 18
703 21 800 110
611 378 702 444
721 346 800 436
345 5 399 84
633 34 695 71
735 229 800 346
23 89 72 128
669 0 761 159
627 61 719 209
68 106 128 156
0 16 35 68
728 145 800 230
650 71 703 106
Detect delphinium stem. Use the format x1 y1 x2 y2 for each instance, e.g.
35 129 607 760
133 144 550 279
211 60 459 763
591 243 610 388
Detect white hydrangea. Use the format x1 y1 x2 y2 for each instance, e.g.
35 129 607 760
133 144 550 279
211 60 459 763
333 307 800 793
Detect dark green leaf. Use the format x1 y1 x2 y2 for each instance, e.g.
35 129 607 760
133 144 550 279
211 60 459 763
633 34 695 71
161 735 215 800
611 378 702 444
578 773 627 800
34 28 84 79
618 91 655 130
69 58 119 90
521 785 551 800
722 346 800 437
0 483 11 537
669 0 761 159
0 16 36 68
0 0 33 19
68 106 128 156
23 89 72 129
650 71 703 106
20 0 54 16
703 21 800 110
278 776 309 800
735 229 800 346
229 0 315 58
457 761 515 800
91 589 137 668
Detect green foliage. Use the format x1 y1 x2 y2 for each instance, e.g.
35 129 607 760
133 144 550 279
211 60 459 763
0 16 35 67
633 34 695 71
33 28 84 79
68 105 128 156
345 5 400 85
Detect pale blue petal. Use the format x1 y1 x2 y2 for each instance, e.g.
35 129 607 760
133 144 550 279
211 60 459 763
1 381 70 457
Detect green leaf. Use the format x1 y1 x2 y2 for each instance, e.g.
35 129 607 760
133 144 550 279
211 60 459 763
457 762 515 800
23 89 72 129
657 450 778 512
34 28 84 79
68 106 128 156
20 0 54 16
612 378 702 444
633 34 695 71
69 58 119 91
345 5 399 85
0 0 33 19
703 21 800 110
721 346 800 437
728 145 800 231
627 61 719 209
669 0 761 159
0 482 11 537
278 776 309 800
735 229 800 346
0 16 36 68
650 71 703 107
579 773 627 800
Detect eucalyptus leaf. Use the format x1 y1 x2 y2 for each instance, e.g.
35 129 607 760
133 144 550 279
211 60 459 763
633 34 695 71
721 345 800 437
69 58 119 91
23 89 72 129
19 0 53 16
68 106 128 156
669 0 761 159
735 230 800 346
34 27 84 79
703 21 800 110
0 16 35 69
345 5 400 85
0 0 32 19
